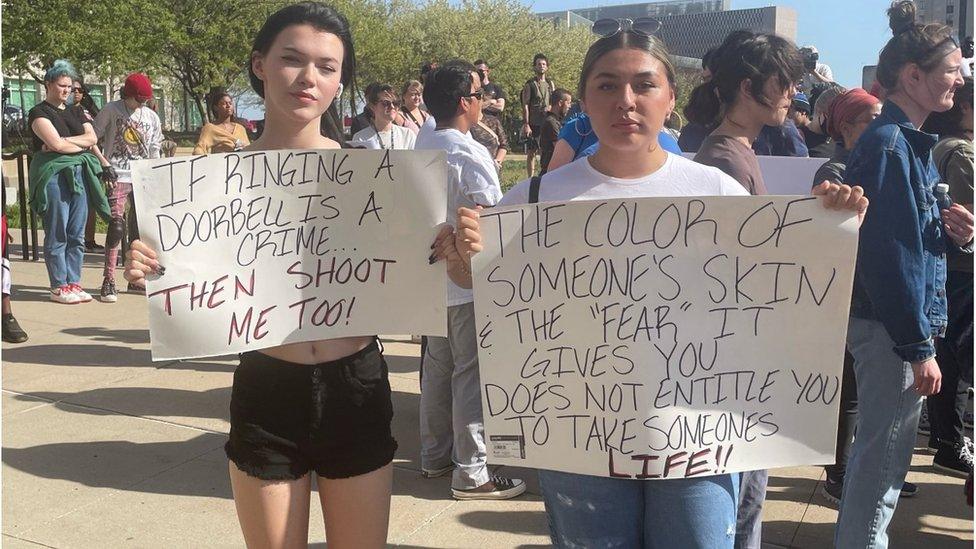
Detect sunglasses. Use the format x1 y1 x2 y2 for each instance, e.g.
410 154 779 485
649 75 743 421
591 17 662 38
72 87 83 93
376 99 398 108
463 90 484 101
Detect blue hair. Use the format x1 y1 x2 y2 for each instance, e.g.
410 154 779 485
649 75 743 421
43 59 79 83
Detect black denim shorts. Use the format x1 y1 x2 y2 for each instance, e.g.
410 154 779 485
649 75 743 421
225 339 397 480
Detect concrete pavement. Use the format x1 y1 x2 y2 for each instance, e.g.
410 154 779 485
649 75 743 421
1 234 972 548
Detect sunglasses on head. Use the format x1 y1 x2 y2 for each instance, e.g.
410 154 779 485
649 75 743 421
592 17 662 38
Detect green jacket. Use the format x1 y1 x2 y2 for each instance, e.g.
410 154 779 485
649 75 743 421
28 151 111 221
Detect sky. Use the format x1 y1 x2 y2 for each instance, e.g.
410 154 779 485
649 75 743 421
525 0 896 89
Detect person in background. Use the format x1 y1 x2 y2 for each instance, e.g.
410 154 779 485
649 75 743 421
193 91 251 154
539 88 572 174
73 80 104 253
474 59 506 117
789 92 813 138
350 82 380 136
469 106 508 173
811 87 923 503
834 2 973 546
799 45 834 94
399 80 429 134
92 72 162 302
921 76 974 479
752 119 809 157
520 53 555 177
686 30 803 548
350 83 416 150
1 181 27 343
415 59 524 501
679 46 719 153
27 59 110 304
803 84 845 158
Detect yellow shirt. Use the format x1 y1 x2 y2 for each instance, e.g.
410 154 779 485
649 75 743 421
192 122 250 154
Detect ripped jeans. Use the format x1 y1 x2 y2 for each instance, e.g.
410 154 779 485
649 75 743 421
539 469 739 548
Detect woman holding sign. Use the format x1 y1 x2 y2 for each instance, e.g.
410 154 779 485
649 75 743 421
124 3 456 547
449 22 868 548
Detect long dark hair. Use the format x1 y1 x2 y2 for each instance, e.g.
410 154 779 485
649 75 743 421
248 2 356 143
684 31 803 126
877 1 958 92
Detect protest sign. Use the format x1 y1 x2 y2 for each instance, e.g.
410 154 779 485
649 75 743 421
132 149 449 361
472 196 858 479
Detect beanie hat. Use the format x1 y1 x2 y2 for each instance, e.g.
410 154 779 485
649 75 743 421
123 73 153 101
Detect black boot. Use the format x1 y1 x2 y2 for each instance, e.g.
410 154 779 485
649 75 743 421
2 313 28 343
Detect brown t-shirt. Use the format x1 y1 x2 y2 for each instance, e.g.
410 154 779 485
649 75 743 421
694 134 768 196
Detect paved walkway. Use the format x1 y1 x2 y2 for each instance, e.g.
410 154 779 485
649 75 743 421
1 236 973 548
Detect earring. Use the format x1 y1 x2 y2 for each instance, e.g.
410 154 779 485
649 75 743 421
333 83 344 104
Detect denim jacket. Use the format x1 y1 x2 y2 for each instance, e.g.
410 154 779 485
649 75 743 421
846 101 947 363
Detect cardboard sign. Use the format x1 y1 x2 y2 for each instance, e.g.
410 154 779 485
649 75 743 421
472 195 858 479
132 149 449 360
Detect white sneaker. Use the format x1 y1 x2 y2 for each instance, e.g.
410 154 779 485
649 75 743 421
69 283 93 303
50 286 81 304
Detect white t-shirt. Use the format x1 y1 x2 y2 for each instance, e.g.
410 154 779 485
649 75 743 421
93 100 162 182
416 127 503 306
350 124 416 150
500 152 747 208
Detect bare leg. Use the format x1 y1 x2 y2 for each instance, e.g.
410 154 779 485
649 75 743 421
229 462 312 549
317 463 393 549
2 295 11 315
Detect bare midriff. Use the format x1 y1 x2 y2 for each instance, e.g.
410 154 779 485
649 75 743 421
255 336 375 365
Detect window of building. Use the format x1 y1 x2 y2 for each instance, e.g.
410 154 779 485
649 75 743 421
947 5 954 13
6 78 39 111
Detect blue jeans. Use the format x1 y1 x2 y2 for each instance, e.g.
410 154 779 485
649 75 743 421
835 317 922 548
539 470 738 548
41 167 88 288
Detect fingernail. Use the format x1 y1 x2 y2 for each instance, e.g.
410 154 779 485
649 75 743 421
156 266 166 275
428 254 436 264
430 242 436 249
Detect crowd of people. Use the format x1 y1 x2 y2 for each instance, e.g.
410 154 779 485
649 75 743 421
1 0 973 547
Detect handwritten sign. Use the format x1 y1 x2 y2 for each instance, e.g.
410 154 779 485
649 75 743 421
132 149 449 361
472 196 858 479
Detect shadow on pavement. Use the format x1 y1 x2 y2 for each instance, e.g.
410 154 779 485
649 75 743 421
62 326 149 345
3 342 153 367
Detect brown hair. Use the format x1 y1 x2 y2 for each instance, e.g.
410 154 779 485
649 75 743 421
876 1 958 91
577 31 676 100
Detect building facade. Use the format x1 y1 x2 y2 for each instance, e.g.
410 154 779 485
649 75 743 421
539 4 796 60
916 0 973 40
539 0 730 22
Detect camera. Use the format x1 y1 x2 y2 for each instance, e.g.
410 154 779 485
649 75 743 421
800 48 819 72
963 37 974 60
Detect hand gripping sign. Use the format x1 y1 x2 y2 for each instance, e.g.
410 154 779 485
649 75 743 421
472 196 858 479
132 149 448 361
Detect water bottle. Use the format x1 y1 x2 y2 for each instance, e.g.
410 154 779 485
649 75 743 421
935 183 953 211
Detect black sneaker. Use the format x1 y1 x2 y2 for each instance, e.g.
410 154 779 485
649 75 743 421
899 481 918 498
821 477 842 504
452 475 526 500
1 313 28 343
934 440 975 478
